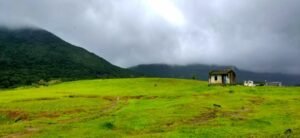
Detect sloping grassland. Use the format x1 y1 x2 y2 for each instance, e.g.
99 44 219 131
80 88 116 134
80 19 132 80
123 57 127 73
0 78 300 137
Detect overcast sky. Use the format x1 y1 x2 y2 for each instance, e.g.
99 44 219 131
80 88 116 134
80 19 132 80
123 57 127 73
0 0 300 74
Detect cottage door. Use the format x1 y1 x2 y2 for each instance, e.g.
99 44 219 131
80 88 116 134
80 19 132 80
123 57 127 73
222 75 226 84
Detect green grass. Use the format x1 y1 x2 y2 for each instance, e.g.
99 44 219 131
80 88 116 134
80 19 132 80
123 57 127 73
0 78 300 137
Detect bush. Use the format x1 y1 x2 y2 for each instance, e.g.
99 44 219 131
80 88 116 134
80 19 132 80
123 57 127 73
191 75 197 80
38 79 48 86
102 122 115 129
47 79 62 85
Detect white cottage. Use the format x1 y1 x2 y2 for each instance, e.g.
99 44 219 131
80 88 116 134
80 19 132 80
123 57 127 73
208 69 236 85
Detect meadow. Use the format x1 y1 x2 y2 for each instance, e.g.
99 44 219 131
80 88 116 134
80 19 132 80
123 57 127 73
0 78 300 137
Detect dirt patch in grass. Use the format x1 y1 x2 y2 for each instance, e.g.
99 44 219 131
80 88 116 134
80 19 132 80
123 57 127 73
224 111 247 121
202 93 212 97
248 96 265 105
185 106 253 125
1 109 86 123
59 104 119 124
122 95 145 100
67 95 102 99
14 97 59 102
148 96 159 99
185 108 219 125
0 110 29 122
102 96 117 101
66 95 159 101
63 108 86 114
36 109 86 119
58 96 122 124
103 95 158 101
37 112 61 118
3 127 39 138
122 95 158 100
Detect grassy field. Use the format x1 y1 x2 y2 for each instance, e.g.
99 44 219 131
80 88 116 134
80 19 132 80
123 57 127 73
0 78 300 137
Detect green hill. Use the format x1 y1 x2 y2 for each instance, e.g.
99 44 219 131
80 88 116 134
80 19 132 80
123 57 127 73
0 78 299 137
0 27 135 88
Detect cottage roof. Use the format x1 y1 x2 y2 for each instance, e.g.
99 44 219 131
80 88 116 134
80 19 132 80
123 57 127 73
209 69 235 75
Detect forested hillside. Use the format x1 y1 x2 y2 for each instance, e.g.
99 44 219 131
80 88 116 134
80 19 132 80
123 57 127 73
0 27 135 88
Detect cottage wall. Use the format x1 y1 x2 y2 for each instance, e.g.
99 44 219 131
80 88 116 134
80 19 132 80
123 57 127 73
226 76 230 84
209 75 222 84
228 72 234 84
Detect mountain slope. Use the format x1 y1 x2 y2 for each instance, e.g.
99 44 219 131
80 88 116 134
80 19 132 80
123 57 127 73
129 64 300 85
0 27 135 88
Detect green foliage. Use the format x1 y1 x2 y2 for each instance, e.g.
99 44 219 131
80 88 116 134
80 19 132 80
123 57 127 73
102 122 115 130
191 74 197 80
0 78 300 137
38 79 48 86
0 28 136 88
47 79 62 85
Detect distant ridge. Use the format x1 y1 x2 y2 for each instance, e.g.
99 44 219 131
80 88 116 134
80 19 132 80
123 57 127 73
0 27 136 88
129 64 300 85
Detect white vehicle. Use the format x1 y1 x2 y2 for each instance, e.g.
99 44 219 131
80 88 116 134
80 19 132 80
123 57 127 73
244 80 256 87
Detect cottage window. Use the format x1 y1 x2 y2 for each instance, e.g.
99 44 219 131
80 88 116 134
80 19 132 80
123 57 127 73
214 76 217 81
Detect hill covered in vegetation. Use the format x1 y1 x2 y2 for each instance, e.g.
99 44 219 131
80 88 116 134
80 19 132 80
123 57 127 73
130 64 300 85
0 27 135 88
0 78 299 137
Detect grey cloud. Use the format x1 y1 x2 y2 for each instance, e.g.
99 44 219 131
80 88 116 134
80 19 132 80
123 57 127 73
0 0 299 74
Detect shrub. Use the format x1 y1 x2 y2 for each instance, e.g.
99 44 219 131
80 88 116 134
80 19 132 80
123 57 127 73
47 79 62 85
38 79 48 86
102 122 115 129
